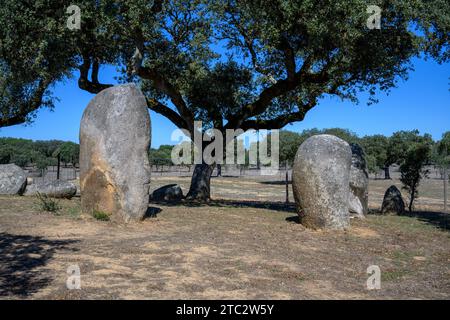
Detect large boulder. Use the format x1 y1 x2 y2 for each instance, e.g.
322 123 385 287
0 164 27 195
79 84 151 222
292 134 352 230
349 143 369 218
150 184 183 202
24 180 77 199
381 185 405 215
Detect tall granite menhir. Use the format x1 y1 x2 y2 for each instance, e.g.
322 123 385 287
292 134 352 230
80 84 151 222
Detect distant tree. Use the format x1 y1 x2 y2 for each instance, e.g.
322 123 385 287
35 156 49 176
0 137 77 168
387 130 433 166
360 135 389 178
365 153 380 176
321 128 360 145
278 131 302 165
437 132 450 166
0 145 12 164
264 128 359 166
58 141 80 165
400 142 432 212
150 145 175 166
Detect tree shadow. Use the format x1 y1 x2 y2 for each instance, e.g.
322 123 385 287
144 206 163 219
150 199 297 213
285 215 300 223
258 180 291 185
0 233 79 297
368 209 449 231
407 211 450 231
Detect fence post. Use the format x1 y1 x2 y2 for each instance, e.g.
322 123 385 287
56 154 61 180
285 161 289 204
444 167 448 213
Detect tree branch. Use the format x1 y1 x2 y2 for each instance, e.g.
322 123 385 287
145 97 188 130
136 65 194 130
77 54 112 94
239 99 317 131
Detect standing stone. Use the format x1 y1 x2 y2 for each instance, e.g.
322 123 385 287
381 185 405 215
292 134 352 230
349 143 369 218
79 84 151 222
0 164 27 195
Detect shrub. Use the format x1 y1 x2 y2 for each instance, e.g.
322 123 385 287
35 192 61 213
92 209 110 221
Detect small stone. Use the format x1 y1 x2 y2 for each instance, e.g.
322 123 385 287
381 185 405 215
150 184 184 202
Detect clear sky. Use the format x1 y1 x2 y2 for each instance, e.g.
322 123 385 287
0 57 448 147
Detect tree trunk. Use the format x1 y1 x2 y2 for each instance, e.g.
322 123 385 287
408 186 415 213
217 164 222 177
384 166 391 180
186 163 215 201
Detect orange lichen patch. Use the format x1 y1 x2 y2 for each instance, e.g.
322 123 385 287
81 166 119 217
80 146 121 220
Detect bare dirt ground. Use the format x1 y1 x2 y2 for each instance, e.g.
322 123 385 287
0 175 449 299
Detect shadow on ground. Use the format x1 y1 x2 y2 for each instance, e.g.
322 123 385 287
144 206 162 218
368 209 450 231
408 211 450 231
0 233 79 297
258 180 292 185
149 199 297 213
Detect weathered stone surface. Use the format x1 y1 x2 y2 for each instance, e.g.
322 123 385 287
0 164 27 195
292 134 352 230
24 180 77 199
150 184 183 202
349 143 369 218
349 191 364 217
79 84 151 222
381 185 405 215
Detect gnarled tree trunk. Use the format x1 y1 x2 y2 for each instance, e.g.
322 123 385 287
186 162 215 201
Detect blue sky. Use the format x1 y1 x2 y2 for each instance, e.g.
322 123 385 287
0 57 448 147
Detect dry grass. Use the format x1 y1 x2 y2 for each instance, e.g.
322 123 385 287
0 175 449 300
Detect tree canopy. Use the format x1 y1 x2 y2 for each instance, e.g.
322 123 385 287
1 0 448 199
1 0 448 130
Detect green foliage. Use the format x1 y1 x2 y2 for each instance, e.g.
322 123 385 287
35 192 61 213
0 137 78 167
399 142 432 212
149 145 175 166
433 131 450 168
1 0 448 132
365 154 380 175
360 135 389 171
92 209 110 221
57 141 80 165
387 130 433 166
273 128 360 165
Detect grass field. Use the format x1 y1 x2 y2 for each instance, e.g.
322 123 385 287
0 175 449 299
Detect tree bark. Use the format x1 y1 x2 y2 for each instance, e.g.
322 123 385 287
409 186 415 213
186 163 215 201
384 166 391 179
217 164 222 177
